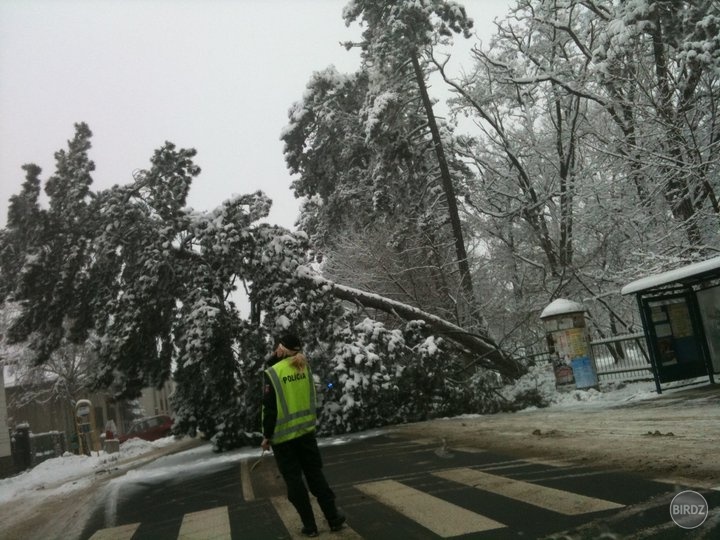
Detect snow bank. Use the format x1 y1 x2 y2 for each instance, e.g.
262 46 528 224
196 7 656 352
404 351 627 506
497 361 710 413
0 435 181 504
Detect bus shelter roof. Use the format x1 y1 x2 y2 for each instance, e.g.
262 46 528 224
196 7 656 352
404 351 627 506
621 255 720 296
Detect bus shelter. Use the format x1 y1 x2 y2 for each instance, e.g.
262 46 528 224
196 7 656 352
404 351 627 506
621 256 720 393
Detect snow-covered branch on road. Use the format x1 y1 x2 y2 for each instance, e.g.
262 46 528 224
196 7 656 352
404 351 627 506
296 265 523 379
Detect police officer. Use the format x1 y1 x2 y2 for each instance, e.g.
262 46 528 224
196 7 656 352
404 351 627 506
262 334 345 537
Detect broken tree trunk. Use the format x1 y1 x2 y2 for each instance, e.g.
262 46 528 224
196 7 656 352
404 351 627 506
297 266 524 380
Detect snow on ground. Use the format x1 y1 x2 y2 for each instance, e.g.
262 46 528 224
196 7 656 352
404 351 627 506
0 426 389 512
497 360 710 411
112 429 385 486
0 435 181 505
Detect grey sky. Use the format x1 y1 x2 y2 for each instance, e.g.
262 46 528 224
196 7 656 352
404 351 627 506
0 0 511 230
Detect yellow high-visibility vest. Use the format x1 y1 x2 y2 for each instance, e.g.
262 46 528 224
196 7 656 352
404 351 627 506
264 357 317 444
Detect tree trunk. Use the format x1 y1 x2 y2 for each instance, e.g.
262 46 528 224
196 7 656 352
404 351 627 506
331 281 522 379
410 51 477 325
297 265 524 380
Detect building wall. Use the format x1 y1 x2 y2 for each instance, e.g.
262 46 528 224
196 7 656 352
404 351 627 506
4 379 176 440
136 380 175 419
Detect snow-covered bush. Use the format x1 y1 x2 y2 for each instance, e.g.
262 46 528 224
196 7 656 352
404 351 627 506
317 319 403 433
312 318 506 435
498 361 556 411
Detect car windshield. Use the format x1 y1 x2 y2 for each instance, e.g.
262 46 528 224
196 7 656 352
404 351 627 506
129 422 145 434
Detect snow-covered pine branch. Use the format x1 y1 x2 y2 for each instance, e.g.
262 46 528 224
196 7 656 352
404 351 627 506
296 265 522 379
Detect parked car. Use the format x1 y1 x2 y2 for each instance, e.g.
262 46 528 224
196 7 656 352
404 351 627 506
118 415 173 443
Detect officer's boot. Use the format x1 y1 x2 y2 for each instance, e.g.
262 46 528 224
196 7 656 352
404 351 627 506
301 524 319 538
319 498 346 531
298 508 318 537
300 514 318 537
290 495 318 537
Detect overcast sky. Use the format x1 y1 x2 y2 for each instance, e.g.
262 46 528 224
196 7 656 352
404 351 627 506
0 0 512 230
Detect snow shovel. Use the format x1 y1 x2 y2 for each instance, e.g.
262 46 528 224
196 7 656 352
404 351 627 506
251 449 268 471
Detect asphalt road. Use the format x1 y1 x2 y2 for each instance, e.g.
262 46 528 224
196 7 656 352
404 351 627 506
80 432 719 539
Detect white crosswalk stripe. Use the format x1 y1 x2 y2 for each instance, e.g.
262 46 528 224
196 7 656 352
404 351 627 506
177 506 231 539
271 496 362 539
88 522 140 540
434 467 625 515
355 479 506 537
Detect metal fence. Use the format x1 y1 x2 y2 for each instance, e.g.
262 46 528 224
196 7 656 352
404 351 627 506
589 332 653 382
11 428 67 471
30 431 67 466
523 333 653 383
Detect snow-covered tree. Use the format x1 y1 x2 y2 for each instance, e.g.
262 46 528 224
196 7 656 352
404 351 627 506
283 1 511 346
283 67 475 329
0 164 44 302
9 342 96 408
435 0 624 345
434 0 719 345
0 302 94 428
1 125 516 450
595 0 720 249
342 0 482 328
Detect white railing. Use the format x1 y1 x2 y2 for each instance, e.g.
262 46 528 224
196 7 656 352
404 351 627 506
589 333 652 382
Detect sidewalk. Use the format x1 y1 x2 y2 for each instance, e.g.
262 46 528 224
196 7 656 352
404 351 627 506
395 382 720 487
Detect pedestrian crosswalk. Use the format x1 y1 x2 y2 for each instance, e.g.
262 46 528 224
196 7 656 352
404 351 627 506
88 463 629 539
177 507 232 539
433 468 624 515
355 479 505 536
87 522 140 540
271 496 362 539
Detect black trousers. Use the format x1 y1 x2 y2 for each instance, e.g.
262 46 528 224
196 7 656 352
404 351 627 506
272 432 337 527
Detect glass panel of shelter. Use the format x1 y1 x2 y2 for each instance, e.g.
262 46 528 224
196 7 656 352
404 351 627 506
696 284 720 373
644 292 708 382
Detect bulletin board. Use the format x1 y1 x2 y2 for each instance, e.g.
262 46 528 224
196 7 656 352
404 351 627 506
644 294 707 383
